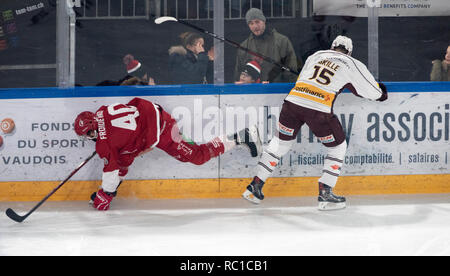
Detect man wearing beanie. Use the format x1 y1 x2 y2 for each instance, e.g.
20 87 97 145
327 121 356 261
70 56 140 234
234 8 298 83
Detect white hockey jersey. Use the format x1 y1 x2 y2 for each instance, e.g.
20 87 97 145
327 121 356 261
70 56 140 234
285 50 383 113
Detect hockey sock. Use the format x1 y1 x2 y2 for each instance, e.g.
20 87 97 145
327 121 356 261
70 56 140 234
256 137 293 182
318 141 347 188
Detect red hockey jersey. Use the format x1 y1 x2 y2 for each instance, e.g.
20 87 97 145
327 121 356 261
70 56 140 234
94 97 161 192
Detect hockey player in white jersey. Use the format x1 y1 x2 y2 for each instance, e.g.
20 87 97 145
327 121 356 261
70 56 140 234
242 35 388 210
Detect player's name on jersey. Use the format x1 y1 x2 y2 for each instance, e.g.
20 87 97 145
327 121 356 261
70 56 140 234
317 59 340 71
96 110 107 140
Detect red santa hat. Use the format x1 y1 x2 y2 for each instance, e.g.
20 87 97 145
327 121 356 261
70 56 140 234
123 54 142 74
243 60 262 82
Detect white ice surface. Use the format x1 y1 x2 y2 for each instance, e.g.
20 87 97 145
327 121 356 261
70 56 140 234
1 194 450 256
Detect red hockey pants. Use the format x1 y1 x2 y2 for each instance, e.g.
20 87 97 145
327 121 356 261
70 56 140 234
156 108 225 165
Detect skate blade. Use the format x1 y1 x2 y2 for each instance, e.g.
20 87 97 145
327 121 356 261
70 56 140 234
318 201 346 211
242 190 261 204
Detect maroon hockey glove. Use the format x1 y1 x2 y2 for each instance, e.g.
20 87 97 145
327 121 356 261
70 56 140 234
92 189 116 211
377 82 388 102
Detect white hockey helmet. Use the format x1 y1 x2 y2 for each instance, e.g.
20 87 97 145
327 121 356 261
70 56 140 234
331 35 353 56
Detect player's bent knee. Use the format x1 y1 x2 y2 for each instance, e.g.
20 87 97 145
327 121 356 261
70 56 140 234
189 151 211 166
191 159 208 166
266 136 294 157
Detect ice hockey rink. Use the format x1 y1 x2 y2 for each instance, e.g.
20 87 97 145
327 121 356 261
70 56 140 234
1 194 450 256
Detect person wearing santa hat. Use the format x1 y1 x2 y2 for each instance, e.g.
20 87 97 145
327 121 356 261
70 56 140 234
236 60 262 84
95 54 155 86
122 54 155 85
235 60 270 84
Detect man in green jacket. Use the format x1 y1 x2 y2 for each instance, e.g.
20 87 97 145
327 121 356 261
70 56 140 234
430 45 450 81
234 8 299 83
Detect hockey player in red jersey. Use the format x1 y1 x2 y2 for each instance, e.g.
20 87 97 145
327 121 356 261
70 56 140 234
242 35 388 210
74 97 261 210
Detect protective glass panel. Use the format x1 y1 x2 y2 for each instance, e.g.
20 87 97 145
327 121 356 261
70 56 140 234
225 0 367 84
2 0 448 87
0 0 56 88
378 2 450 81
74 0 214 86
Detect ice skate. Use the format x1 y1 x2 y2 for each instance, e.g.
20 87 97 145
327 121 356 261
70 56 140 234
318 182 346 211
235 125 262 157
242 176 265 204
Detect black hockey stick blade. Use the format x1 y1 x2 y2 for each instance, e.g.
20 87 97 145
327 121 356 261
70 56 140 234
5 151 97 223
5 208 26 222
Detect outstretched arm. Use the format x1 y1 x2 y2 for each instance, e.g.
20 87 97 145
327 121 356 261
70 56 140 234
346 57 384 101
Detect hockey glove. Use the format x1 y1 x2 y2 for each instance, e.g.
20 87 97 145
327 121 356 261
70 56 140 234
91 189 116 211
377 82 388 102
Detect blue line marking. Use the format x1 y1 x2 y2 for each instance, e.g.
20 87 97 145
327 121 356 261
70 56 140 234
0 82 449 100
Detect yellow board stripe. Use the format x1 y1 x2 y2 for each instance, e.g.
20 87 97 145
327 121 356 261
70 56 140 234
289 82 335 107
0 174 449 201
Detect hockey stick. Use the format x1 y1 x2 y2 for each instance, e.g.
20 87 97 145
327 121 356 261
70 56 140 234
154 16 300 76
5 151 97 223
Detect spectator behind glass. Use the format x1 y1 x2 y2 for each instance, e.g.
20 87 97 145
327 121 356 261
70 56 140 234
96 54 155 86
168 32 214 84
120 76 153 86
234 8 298 83
431 45 450 81
123 54 156 85
235 60 268 84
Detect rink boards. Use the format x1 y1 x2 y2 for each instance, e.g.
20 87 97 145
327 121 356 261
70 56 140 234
0 82 449 201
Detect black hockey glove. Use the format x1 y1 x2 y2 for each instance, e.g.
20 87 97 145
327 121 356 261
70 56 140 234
377 82 388 102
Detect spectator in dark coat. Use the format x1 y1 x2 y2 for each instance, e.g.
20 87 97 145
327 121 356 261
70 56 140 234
168 32 214 84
